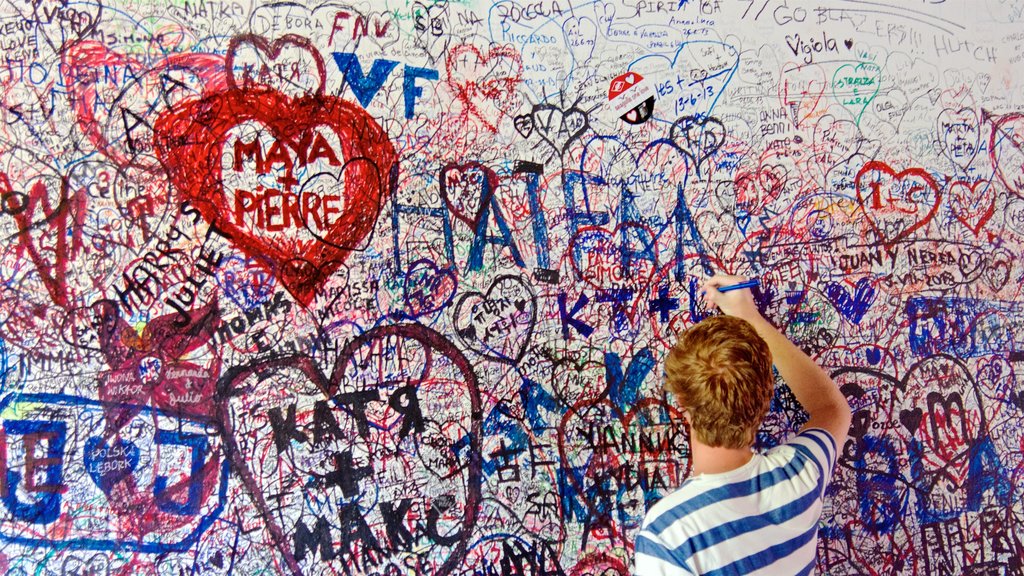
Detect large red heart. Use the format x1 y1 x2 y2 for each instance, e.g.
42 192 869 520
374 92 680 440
855 160 941 245
154 72 395 306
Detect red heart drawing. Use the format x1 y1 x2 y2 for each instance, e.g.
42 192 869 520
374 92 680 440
224 33 327 96
98 300 221 421
63 41 228 171
778 62 826 128
855 160 942 245
757 161 790 203
445 44 522 133
732 159 787 218
987 111 1024 198
2 171 86 308
948 179 994 235
154 35 396 306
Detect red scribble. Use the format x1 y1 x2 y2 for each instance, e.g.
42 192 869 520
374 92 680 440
948 179 994 235
778 62 826 129
3 171 86 308
986 111 1024 198
445 44 523 133
569 551 630 576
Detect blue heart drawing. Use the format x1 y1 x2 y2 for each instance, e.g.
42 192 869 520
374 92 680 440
865 347 883 365
824 278 876 324
84 437 139 494
736 211 751 235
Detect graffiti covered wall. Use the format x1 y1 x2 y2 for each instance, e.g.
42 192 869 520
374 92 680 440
1 0 1023 573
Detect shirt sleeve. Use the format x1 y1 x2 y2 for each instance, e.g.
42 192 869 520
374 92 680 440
634 530 694 575
788 427 838 493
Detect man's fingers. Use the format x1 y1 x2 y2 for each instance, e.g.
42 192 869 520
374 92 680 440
705 274 747 289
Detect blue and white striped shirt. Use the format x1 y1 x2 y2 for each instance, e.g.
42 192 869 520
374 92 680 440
634 428 837 575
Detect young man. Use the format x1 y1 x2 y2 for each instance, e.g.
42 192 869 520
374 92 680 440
634 275 851 575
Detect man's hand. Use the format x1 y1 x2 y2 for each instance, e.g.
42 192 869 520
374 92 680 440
700 274 763 322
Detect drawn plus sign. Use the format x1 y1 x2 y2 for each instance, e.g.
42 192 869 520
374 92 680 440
649 285 679 323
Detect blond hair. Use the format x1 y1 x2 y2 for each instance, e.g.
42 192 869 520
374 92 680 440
665 315 774 449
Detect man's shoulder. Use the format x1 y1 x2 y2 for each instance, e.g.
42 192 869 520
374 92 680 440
768 428 838 471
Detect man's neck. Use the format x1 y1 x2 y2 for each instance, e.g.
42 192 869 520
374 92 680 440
690 438 754 475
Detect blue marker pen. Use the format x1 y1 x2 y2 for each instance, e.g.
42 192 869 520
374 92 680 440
717 279 760 293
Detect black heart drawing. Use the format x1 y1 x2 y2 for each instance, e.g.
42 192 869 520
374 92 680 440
513 113 534 139
217 323 484 576
844 39 854 49
899 408 923 434
531 104 589 153
937 107 980 171
670 115 726 175
453 275 536 364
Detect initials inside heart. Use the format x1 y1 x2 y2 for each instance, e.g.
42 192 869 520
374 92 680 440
453 276 536 363
855 161 941 244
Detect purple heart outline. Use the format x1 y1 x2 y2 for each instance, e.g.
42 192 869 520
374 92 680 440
440 161 499 229
402 259 458 318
